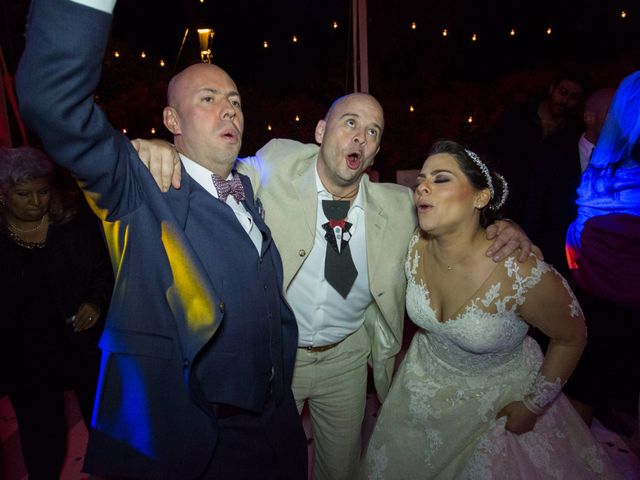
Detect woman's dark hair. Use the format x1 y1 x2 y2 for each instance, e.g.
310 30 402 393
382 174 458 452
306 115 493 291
427 140 507 228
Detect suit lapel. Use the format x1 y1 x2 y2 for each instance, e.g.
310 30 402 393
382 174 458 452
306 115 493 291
362 176 387 282
239 173 272 255
163 162 192 229
292 156 319 238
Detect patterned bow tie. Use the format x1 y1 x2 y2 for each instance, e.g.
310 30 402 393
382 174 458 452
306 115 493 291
211 172 246 203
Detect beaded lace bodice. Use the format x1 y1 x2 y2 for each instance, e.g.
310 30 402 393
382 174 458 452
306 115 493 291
404 233 579 374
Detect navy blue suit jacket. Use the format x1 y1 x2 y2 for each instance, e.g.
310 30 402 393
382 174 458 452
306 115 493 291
16 1 302 478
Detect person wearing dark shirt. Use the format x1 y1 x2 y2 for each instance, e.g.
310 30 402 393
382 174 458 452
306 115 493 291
486 68 588 225
0 146 113 479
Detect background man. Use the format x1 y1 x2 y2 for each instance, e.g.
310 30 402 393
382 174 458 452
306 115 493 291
487 67 589 224
522 86 615 280
16 0 306 478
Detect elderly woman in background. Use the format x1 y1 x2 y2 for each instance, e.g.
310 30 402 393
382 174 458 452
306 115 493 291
564 70 640 428
0 147 113 479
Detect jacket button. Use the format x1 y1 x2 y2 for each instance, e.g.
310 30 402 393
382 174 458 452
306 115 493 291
219 302 225 312
298 249 306 257
183 359 189 368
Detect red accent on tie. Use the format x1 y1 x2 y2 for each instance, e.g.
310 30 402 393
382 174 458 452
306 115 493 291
329 219 346 229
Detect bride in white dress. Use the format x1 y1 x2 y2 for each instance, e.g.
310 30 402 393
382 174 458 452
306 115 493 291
360 140 621 479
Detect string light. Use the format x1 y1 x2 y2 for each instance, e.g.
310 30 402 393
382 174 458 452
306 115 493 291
510 28 516 36
140 51 147 59
409 105 415 112
198 28 215 63
332 21 338 29
263 40 269 48
159 59 165 67
292 35 298 43
295 115 300 122
114 51 120 58
546 27 552 35
467 116 474 124
267 124 272 131
471 33 478 42
442 28 448 37
122 128 127 134
620 10 627 19
150 128 156 134
411 22 417 30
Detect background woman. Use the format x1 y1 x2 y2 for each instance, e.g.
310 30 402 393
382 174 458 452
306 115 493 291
0 147 113 479
360 140 619 479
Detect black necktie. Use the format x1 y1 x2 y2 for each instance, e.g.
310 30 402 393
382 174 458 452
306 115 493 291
322 200 358 299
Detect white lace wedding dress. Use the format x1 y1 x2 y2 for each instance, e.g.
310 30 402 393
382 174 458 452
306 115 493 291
360 233 621 479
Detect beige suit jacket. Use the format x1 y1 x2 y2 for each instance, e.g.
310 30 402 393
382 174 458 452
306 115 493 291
238 139 417 400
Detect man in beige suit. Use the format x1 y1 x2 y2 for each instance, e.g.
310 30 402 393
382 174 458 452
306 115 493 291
138 92 532 480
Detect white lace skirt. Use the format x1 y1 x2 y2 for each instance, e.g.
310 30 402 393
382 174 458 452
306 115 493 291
359 332 621 479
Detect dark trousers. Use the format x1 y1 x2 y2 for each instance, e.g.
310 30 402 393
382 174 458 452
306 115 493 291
203 393 307 480
10 385 67 480
564 287 640 411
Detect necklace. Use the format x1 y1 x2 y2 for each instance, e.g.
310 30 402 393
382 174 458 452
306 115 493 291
8 215 46 233
324 183 360 201
439 252 473 272
6 228 46 249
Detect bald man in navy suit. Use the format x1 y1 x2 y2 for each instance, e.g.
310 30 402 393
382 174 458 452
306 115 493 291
16 0 306 478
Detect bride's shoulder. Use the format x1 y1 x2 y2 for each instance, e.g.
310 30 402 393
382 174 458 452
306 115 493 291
498 252 553 284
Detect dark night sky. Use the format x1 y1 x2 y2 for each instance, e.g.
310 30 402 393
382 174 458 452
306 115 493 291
106 0 640 89
4 0 639 92
2 0 640 173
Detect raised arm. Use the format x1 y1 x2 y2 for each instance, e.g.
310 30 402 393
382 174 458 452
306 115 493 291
16 0 144 220
497 261 586 434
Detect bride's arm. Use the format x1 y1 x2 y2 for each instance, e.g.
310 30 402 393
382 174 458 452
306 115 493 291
497 261 587 434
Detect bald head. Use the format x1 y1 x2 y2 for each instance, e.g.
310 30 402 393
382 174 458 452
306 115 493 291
167 63 236 108
325 93 385 133
162 62 243 176
583 88 616 143
313 92 385 194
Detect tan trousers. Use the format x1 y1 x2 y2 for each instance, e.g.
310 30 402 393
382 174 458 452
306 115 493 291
292 326 370 480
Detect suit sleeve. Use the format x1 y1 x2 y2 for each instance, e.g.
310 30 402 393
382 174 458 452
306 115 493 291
16 0 144 221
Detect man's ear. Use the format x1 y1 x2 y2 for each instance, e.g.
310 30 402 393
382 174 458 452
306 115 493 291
583 111 595 127
315 120 326 144
163 107 181 135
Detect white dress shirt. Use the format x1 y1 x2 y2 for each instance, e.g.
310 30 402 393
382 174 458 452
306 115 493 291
578 133 595 172
180 154 262 253
287 164 372 347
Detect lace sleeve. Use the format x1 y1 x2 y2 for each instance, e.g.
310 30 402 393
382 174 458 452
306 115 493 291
522 374 564 415
513 256 587 413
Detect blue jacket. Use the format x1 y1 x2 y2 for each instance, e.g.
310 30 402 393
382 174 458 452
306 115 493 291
16 0 301 477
